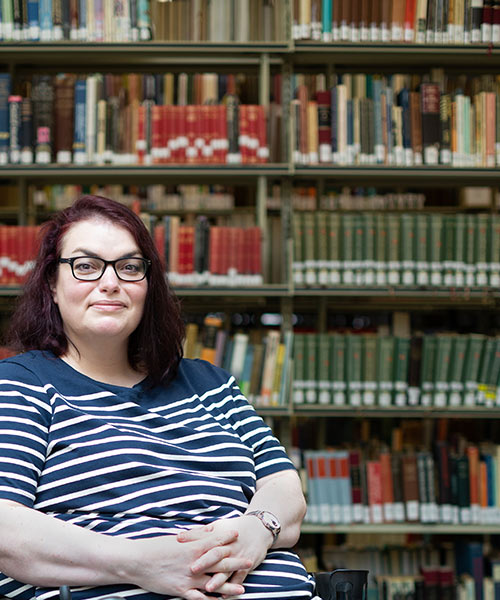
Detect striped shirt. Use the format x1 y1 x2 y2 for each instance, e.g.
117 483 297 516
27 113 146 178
0 351 315 600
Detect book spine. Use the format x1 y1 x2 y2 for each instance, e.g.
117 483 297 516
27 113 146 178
8 95 21 164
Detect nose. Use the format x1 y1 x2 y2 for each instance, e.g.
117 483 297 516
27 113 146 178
98 264 120 290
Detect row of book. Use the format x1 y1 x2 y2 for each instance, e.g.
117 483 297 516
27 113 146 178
269 185 427 212
150 217 263 286
293 0 500 45
30 183 236 213
292 212 500 288
302 443 500 526
292 72 500 167
0 0 284 42
292 332 500 408
0 73 270 166
184 318 292 407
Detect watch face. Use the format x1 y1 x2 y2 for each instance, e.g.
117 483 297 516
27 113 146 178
261 511 281 533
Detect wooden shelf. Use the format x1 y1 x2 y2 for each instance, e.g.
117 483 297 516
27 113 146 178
301 522 500 534
290 405 500 419
293 42 500 67
293 166 500 185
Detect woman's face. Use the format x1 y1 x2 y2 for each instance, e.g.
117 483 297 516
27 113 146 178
51 218 148 349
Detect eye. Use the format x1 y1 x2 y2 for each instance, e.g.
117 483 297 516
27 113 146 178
73 258 101 273
117 259 142 274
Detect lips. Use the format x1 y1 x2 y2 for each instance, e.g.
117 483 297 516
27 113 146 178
91 301 126 309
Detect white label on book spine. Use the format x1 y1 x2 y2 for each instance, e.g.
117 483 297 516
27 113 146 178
383 503 394 522
493 25 500 43
353 504 363 522
393 502 405 522
406 501 419 521
441 504 453 523
460 507 472 524
371 504 383 523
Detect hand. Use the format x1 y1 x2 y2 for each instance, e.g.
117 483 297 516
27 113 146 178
177 516 273 595
126 528 249 600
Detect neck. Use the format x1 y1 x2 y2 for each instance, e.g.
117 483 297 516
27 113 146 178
61 338 144 388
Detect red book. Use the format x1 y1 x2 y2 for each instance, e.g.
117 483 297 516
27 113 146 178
380 451 395 522
218 104 228 163
209 226 223 275
154 223 166 271
176 105 187 164
366 460 383 524
248 227 261 276
348 449 363 522
246 105 259 164
403 0 416 41
151 105 162 164
257 105 268 164
199 105 211 164
185 104 198 164
164 105 174 164
238 104 249 164
467 445 480 523
136 104 146 164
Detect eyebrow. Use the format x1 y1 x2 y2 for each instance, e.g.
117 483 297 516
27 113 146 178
70 248 143 259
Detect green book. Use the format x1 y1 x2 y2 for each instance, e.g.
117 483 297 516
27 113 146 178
315 211 329 286
489 215 500 287
362 334 377 406
454 213 466 287
303 211 317 286
376 336 394 407
375 212 388 286
420 334 437 407
400 214 415 286
341 214 355 285
487 337 500 407
475 214 489 287
292 334 305 404
330 333 346 406
462 333 486 406
393 337 410 407
442 215 456 287
317 333 331 404
428 214 443 286
292 212 305 286
386 214 401 286
476 336 495 406
433 335 453 407
415 214 430 286
465 213 477 287
304 333 318 404
353 214 364 285
345 334 362 406
278 331 294 408
448 335 468 407
362 213 376 286
327 212 341 285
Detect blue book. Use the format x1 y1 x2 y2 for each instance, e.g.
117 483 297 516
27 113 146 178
0 74 11 164
238 343 254 397
73 78 87 164
39 0 52 40
77 0 86 39
321 0 332 41
27 0 40 39
137 0 151 40
398 87 412 164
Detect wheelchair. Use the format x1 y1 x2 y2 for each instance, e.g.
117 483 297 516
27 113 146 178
59 568 368 600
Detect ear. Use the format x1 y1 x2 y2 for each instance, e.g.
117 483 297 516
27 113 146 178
49 277 58 304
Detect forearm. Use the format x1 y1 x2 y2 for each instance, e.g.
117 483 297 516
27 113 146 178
245 470 306 548
0 500 131 587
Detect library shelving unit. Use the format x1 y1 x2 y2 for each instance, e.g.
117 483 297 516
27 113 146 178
3 1 500 579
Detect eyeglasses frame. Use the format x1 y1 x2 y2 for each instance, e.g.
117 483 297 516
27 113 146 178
58 256 151 282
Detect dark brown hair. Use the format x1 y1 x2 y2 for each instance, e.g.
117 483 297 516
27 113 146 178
6 195 184 385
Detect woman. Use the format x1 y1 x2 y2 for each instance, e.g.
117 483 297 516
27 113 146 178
0 195 316 600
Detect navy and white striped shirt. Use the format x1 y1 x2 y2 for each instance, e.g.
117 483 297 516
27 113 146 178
0 351 315 600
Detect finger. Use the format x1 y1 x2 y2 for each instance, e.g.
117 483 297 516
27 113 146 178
191 545 232 573
204 571 230 592
177 524 214 542
196 529 239 556
229 568 251 587
213 581 246 597
208 557 253 574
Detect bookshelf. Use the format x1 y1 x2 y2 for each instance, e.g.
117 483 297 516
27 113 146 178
3 1 500 595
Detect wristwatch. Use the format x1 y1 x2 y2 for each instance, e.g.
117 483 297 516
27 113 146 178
246 510 281 543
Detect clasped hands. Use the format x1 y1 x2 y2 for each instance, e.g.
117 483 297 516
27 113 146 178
175 514 272 599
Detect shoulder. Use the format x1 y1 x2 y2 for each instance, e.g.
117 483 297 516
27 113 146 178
178 358 234 388
0 350 54 389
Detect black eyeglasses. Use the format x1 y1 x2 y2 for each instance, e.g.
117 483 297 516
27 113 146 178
59 256 151 282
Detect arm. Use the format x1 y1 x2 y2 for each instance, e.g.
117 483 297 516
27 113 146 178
0 499 249 600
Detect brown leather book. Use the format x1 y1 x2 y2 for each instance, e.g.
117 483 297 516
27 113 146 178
409 90 422 164
401 453 420 522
